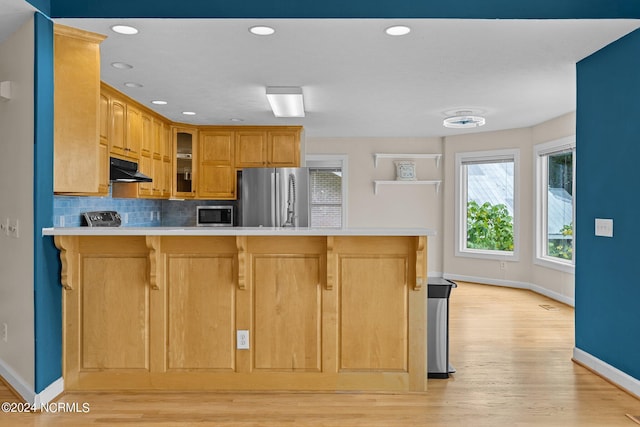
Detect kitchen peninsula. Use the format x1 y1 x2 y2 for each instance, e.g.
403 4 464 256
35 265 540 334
42 227 433 392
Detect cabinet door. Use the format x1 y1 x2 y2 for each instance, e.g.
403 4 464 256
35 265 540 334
53 25 105 194
110 97 127 156
138 154 153 197
235 131 267 168
98 93 110 195
152 156 163 197
153 119 163 158
141 112 153 156
268 130 300 167
198 131 235 199
174 128 197 198
162 158 172 197
126 106 142 159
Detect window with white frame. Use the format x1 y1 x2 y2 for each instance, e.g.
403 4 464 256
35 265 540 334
455 149 519 260
306 155 348 228
535 136 575 271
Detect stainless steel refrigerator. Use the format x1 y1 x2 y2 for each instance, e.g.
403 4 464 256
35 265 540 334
240 168 310 227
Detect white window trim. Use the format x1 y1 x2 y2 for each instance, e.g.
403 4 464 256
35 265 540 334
534 136 575 274
455 149 520 261
305 154 349 228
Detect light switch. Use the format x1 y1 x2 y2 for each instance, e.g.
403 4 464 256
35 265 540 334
595 218 613 237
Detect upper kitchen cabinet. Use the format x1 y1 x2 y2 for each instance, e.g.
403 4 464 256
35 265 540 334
173 127 197 198
235 127 302 168
268 127 301 167
198 130 236 200
53 24 107 194
235 130 267 168
102 83 141 161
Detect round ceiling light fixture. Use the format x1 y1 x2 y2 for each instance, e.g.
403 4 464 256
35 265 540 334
443 111 486 129
385 25 411 36
124 82 143 88
111 62 133 70
151 100 168 105
249 25 275 36
182 111 196 116
111 25 139 35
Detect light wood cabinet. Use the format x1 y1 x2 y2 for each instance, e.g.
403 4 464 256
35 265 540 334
235 130 268 167
141 112 153 157
173 127 197 198
102 85 142 161
53 25 106 194
198 130 236 199
235 127 301 168
55 234 427 392
106 83 173 200
58 236 154 387
125 105 142 159
267 129 301 167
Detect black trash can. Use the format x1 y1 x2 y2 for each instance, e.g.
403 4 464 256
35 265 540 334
427 277 457 379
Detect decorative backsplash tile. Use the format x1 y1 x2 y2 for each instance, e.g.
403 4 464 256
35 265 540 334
53 187 237 227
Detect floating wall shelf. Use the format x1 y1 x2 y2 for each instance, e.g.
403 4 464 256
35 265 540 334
373 180 442 195
373 153 442 168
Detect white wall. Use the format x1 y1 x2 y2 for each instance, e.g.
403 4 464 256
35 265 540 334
0 17 35 390
442 113 575 304
306 137 444 276
308 113 575 304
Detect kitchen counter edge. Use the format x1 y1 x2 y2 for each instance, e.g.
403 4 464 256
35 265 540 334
42 227 436 237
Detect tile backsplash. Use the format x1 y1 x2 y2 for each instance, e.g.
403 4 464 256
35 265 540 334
53 187 236 227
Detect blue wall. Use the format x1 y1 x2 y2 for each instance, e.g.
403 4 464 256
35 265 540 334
33 11 60 393
576 29 640 380
48 0 640 19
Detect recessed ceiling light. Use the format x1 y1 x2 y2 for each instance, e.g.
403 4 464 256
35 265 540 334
182 111 196 116
385 25 411 36
230 118 244 122
111 62 133 70
249 25 275 36
124 82 143 88
151 100 168 105
111 25 138 35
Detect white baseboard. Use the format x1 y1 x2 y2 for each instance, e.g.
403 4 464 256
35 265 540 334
0 357 35 403
573 347 640 399
33 377 64 408
442 273 575 307
0 357 63 405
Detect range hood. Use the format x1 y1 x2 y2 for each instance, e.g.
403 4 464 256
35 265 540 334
110 157 152 183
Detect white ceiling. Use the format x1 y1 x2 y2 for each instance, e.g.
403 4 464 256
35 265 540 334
2 1 639 138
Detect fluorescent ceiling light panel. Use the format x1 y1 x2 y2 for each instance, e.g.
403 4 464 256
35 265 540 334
266 87 305 118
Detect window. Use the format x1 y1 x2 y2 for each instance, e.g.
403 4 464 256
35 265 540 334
306 155 348 228
455 149 519 260
535 136 575 272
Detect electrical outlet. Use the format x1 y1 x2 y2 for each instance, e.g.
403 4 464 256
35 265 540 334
150 211 154 221
59 216 65 227
1 323 7 343
156 211 161 221
123 213 129 224
500 261 507 271
237 330 249 350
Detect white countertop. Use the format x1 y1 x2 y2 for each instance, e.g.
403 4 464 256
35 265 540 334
42 226 436 237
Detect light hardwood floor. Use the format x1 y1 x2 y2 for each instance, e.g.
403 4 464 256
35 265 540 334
1 282 639 426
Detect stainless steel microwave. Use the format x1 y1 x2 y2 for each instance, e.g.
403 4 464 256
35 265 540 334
196 206 234 227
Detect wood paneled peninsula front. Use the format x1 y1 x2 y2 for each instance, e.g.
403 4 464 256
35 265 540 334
42 227 433 393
